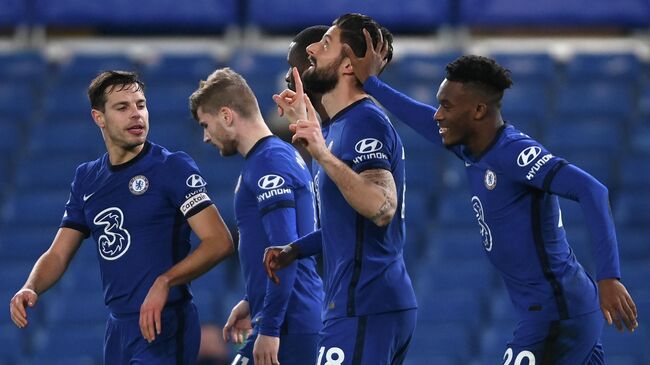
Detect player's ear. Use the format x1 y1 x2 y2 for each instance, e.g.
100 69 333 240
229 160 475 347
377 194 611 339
220 106 235 126
474 103 488 120
91 109 105 128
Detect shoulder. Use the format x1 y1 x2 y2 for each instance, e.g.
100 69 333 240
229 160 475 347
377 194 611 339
249 141 309 182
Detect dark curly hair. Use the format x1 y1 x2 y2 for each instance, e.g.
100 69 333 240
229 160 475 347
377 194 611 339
446 55 513 104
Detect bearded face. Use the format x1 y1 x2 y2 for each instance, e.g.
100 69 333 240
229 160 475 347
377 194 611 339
302 53 343 95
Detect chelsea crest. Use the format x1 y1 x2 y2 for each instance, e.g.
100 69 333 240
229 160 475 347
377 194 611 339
484 170 497 190
129 175 149 195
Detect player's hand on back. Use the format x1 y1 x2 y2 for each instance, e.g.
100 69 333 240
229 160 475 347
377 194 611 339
343 28 388 84
263 244 301 285
223 300 253 344
598 278 638 332
10 288 38 328
273 67 308 124
139 276 170 343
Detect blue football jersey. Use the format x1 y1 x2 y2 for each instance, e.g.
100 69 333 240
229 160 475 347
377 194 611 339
449 125 600 320
61 142 212 314
234 136 322 336
313 98 417 321
363 76 614 321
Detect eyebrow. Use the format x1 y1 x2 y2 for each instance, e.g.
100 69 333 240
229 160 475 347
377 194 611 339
111 98 146 107
323 34 332 41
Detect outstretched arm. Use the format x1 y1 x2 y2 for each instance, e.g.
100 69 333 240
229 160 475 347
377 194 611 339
344 28 441 144
549 163 638 332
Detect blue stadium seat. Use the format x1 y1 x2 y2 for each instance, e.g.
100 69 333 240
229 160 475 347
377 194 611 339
478 325 514 362
619 152 650 190
628 127 650 155
491 53 556 82
639 82 650 117
542 118 622 154
613 190 650 227
0 262 35 292
32 0 237 31
0 51 47 85
0 226 54 261
408 323 473 363
53 54 138 83
15 152 91 191
554 81 634 118
42 85 90 117
246 0 451 33
26 119 104 156
2 190 69 226
501 80 550 122
0 119 24 155
565 53 641 82
0 324 25 364
27 355 98 365
417 259 495 300
460 0 650 27
417 289 487 332
194 152 244 191
621 262 650 298
58 260 103 293
44 292 106 326
618 229 650 262
428 227 485 261
147 120 199 153
0 82 35 118
32 324 104 361
600 324 649 362
141 53 220 83
229 51 287 114
0 0 28 26
144 81 199 118
406 159 442 192
436 193 476 225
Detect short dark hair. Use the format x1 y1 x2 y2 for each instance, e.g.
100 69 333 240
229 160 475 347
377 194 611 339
88 70 144 112
446 55 513 103
293 25 329 54
189 67 260 121
333 13 382 59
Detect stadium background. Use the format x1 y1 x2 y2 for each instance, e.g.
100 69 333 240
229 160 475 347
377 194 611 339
0 0 649 364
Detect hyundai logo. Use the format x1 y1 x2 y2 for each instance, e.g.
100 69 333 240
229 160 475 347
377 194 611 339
186 174 207 188
258 174 285 190
517 146 542 167
355 138 383 154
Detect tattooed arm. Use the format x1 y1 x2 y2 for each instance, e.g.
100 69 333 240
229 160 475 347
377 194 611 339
316 149 397 227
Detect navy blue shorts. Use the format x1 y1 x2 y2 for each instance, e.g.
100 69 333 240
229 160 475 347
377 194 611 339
232 329 319 365
316 309 417 365
104 300 200 365
501 310 605 365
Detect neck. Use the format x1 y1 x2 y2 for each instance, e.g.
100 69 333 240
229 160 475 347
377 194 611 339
106 142 145 166
467 117 505 157
237 117 273 157
321 78 368 118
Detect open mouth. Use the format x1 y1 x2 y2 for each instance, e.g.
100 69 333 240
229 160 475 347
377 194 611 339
127 125 145 135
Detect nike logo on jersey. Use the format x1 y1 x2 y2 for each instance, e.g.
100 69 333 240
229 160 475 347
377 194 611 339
83 192 95 201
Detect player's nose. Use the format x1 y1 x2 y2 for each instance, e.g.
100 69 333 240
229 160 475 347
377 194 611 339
203 129 210 144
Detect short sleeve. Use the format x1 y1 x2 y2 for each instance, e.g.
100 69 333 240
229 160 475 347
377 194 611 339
247 150 306 216
60 164 90 237
165 152 213 218
496 138 566 190
339 112 395 173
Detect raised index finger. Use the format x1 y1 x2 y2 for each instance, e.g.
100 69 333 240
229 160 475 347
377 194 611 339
292 67 304 97
304 94 318 122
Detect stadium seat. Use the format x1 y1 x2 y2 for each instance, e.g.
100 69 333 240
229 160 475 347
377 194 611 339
619 152 650 190
565 53 641 82
53 54 138 84
42 85 90 117
613 190 650 227
501 80 551 122
44 292 106 326
0 226 54 261
140 53 221 83
246 0 450 33
0 324 25 364
27 118 104 156
600 324 650 362
553 81 634 119
32 0 238 31
428 227 485 261
436 193 476 226
491 52 557 82
32 324 104 361
0 119 25 155
478 325 514 362
618 229 650 263
0 51 47 86
408 322 474 363
15 152 92 191
2 190 69 226
459 0 650 27
0 82 35 118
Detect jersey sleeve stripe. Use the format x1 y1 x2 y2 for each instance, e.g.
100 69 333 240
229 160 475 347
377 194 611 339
259 200 296 216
